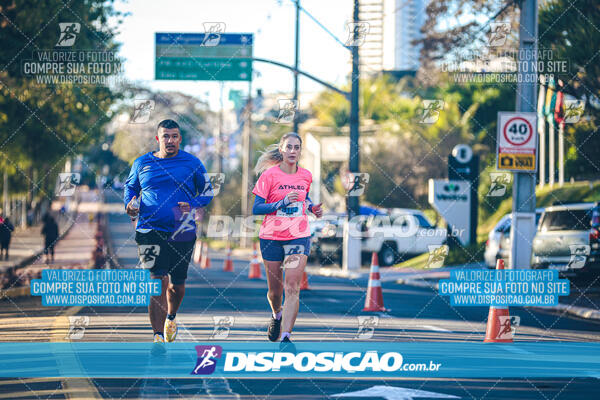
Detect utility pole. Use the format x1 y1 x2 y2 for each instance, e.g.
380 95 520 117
343 0 361 271
241 81 252 248
293 0 300 134
537 74 546 188
214 81 225 215
509 0 538 270
3 169 8 217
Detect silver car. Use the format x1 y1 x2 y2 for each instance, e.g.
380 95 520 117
532 203 599 279
484 215 511 268
485 209 544 268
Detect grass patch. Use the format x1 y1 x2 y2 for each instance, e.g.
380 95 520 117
444 243 485 266
393 252 429 269
396 181 600 269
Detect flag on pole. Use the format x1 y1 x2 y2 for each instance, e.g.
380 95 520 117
554 79 565 126
545 76 556 123
537 75 546 117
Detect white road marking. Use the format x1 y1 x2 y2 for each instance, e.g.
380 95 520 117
418 325 452 332
331 385 460 399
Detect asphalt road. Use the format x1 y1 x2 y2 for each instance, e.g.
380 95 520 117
1 193 599 399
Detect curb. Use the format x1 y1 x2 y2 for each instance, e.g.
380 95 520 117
0 285 30 299
396 278 600 321
396 278 439 290
531 303 600 321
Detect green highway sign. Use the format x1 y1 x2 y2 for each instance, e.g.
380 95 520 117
155 44 251 59
155 58 251 81
155 32 253 81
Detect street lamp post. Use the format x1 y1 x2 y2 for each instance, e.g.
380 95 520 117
343 0 362 271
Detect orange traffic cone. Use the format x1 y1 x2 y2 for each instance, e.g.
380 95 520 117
223 244 234 272
484 259 513 343
300 271 310 290
248 242 262 279
200 242 211 270
363 252 388 312
193 239 203 264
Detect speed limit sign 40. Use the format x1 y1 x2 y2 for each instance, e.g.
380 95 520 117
496 112 538 172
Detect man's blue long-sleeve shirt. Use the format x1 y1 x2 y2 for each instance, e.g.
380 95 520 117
124 150 213 233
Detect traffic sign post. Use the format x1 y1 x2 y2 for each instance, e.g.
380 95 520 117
507 0 538 270
496 112 538 172
496 112 538 269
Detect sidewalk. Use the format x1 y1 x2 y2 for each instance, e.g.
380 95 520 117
0 190 105 296
0 212 100 295
0 212 76 273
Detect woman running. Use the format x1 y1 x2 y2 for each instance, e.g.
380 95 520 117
252 132 323 347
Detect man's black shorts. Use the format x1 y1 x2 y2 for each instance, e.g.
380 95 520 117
135 230 194 285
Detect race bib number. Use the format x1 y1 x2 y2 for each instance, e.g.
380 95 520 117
276 201 303 217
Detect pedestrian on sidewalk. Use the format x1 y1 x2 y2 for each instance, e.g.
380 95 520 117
252 132 323 350
0 210 14 260
41 213 59 264
124 119 213 344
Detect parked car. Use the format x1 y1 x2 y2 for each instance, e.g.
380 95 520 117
362 209 446 266
485 208 544 268
316 208 445 267
532 202 600 280
484 214 512 268
314 206 386 265
308 213 343 262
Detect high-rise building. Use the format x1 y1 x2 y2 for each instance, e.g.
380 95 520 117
392 0 427 71
352 0 428 74
358 0 384 75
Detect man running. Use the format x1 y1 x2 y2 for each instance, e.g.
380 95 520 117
124 119 213 343
252 132 323 349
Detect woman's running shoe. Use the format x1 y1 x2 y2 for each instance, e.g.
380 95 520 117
267 316 282 342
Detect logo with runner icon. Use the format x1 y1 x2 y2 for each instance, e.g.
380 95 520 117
210 316 234 340
488 22 511 47
564 100 585 123
355 316 379 339
56 23 81 47
138 245 160 269
567 244 590 270
342 172 369 197
171 210 197 242
65 316 90 340
276 99 298 124
57 173 81 197
496 315 520 340
425 245 449 269
487 172 512 197
201 173 225 196
201 22 226 47
191 345 223 375
130 99 155 124
282 244 305 270
420 100 444 124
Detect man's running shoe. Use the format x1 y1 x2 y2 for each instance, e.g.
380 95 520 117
279 336 296 353
165 318 177 342
153 333 165 343
267 316 281 342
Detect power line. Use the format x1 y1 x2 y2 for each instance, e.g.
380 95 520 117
288 0 349 50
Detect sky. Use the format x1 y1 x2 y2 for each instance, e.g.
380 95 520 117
112 0 357 111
